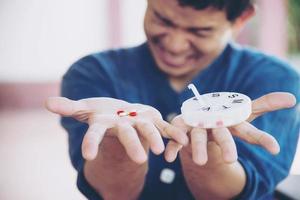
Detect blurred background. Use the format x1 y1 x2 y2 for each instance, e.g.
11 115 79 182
0 0 299 199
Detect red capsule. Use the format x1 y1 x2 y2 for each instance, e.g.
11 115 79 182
117 110 125 115
129 111 137 117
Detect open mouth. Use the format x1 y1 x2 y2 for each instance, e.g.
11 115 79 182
155 43 195 68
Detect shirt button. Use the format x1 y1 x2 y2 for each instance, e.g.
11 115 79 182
160 168 175 184
166 112 177 122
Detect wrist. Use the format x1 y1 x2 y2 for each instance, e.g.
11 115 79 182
179 142 246 199
84 135 149 199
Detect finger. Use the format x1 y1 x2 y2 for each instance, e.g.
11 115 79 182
163 115 191 162
164 140 183 162
171 115 191 133
191 128 208 166
45 97 89 116
212 128 237 163
134 119 165 155
89 114 118 127
82 123 108 160
154 118 189 146
229 122 280 154
249 92 296 122
117 123 147 164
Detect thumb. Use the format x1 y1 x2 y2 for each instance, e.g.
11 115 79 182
249 92 296 122
171 115 190 133
45 97 88 116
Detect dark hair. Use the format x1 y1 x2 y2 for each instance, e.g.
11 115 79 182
178 0 254 21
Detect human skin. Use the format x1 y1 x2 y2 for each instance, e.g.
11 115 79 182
46 0 297 199
166 93 295 199
45 97 188 199
144 1 295 199
144 0 245 91
46 94 296 199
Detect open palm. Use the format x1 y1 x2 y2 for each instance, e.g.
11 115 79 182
45 97 188 163
165 92 296 165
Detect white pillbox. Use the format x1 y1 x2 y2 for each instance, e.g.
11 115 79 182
181 84 252 128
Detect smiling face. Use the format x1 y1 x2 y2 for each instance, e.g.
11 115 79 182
144 0 239 79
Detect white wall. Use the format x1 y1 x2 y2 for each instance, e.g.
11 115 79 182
0 0 109 82
0 0 147 83
120 0 146 48
1 1 298 82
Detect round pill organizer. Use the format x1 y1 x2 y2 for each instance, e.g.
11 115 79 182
181 84 252 128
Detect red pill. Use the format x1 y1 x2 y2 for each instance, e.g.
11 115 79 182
129 111 137 117
117 110 125 115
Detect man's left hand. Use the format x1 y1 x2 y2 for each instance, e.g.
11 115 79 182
165 92 296 165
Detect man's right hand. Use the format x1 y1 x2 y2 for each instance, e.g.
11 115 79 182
45 97 188 164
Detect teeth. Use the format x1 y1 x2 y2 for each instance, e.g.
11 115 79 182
159 46 189 66
164 54 186 65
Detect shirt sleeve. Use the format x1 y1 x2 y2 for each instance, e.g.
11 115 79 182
235 66 300 199
60 55 115 200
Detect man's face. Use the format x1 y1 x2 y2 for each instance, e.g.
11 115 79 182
144 0 235 78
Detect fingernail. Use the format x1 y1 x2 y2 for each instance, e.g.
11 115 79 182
134 153 148 164
83 150 96 161
270 143 280 155
165 153 176 163
153 145 164 155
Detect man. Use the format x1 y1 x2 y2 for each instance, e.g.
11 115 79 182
46 0 300 199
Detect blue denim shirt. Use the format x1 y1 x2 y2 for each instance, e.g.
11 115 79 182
61 42 300 200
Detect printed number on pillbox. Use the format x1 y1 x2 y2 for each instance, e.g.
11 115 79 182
181 84 251 128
